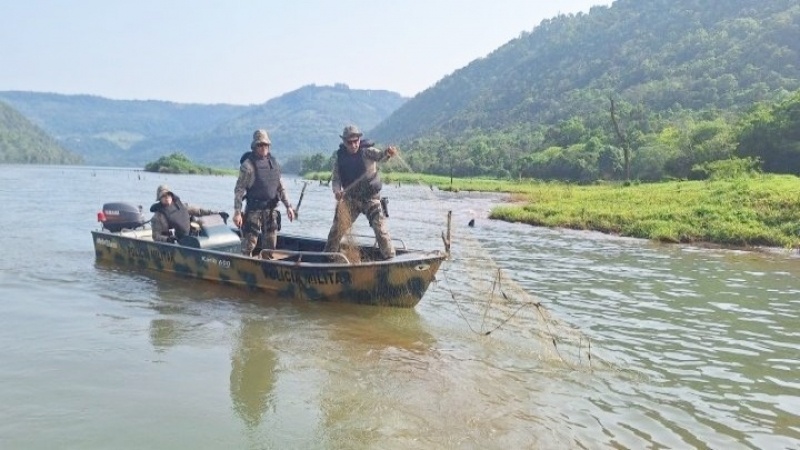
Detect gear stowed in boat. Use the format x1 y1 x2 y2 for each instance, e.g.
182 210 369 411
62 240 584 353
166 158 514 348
92 202 446 307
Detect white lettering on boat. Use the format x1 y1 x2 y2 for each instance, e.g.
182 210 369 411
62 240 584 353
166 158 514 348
201 256 231 269
96 238 118 249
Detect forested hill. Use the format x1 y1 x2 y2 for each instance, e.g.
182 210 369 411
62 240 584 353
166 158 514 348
0 85 405 168
0 102 82 164
139 84 406 168
212 84 405 149
371 0 800 142
0 91 250 166
0 91 248 137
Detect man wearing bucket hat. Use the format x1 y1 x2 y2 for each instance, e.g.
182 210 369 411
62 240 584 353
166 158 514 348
233 129 295 257
150 184 226 243
323 124 398 260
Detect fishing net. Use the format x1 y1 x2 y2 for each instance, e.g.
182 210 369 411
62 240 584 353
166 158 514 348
442 229 595 369
383 153 597 370
334 200 362 264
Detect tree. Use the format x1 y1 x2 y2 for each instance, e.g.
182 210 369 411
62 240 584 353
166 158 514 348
609 97 632 182
737 90 800 173
299 152 331 174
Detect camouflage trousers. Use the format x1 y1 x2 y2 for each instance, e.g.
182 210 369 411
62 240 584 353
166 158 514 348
241 209 280 256
324 196 395 259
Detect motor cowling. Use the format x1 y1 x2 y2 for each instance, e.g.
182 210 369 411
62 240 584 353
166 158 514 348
100 202 147 232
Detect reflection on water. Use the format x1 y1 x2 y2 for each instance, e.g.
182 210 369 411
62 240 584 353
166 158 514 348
319 304 437 352
229 319 277 429
133 265 443 439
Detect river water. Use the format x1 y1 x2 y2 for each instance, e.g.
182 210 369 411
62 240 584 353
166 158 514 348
0 165 798 449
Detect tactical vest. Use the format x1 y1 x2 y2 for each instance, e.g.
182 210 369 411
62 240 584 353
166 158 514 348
337 146 382 198
152 197 191 238
246 154 281 210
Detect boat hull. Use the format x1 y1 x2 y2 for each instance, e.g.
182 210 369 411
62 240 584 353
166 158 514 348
92 230 445 308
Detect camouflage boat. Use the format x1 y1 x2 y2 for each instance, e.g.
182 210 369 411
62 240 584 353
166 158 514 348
92 202 447 308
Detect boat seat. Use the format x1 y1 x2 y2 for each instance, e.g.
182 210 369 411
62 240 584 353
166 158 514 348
178 216 241 250
259 249 294 261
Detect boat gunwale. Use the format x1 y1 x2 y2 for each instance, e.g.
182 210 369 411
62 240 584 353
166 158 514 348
91 229 448 269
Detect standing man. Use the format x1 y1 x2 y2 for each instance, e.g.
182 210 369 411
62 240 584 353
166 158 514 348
233 129 295 257
324 125 397 260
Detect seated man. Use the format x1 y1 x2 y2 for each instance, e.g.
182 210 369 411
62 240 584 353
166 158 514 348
150 184 227 243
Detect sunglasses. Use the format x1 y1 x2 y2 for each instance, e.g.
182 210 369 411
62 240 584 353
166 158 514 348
256 143 270 148
346 138 360 144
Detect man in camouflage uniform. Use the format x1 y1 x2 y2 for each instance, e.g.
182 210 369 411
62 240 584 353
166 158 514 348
324 125 398 260
233 129 295 257
151 184 224 243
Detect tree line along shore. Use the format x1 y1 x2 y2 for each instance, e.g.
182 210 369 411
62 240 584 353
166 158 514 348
149 153 800 250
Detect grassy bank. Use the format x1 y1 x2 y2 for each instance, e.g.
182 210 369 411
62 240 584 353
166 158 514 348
305 171 531 193
490 175 800 248
306 171 800 248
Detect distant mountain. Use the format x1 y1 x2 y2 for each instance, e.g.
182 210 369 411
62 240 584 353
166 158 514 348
371 0 800 143
0 91 250 166
0 101 83 164
133 84 407 168
0 85 406 169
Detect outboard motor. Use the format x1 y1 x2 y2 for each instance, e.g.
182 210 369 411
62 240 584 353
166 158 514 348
98 202 148 232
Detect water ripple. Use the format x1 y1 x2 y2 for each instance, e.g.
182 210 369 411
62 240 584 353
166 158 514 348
1 167 799 448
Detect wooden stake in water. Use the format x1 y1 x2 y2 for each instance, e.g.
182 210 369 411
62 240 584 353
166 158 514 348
442 211 452 256
294 182 308 218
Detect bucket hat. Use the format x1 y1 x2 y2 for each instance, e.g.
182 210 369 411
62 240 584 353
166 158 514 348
340 125 363 140
250 129 271 150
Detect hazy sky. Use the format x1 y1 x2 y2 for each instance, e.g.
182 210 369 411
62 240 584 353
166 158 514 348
1 0 613 105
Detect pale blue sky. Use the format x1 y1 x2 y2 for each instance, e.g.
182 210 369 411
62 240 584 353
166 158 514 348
1 0 613 105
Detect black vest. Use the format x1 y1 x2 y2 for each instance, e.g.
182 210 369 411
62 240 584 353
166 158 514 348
246 153 282 210
336 145 382 198
151 196 191 238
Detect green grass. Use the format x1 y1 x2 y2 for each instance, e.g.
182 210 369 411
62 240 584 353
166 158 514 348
490 175 800 248
305 171 800 249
